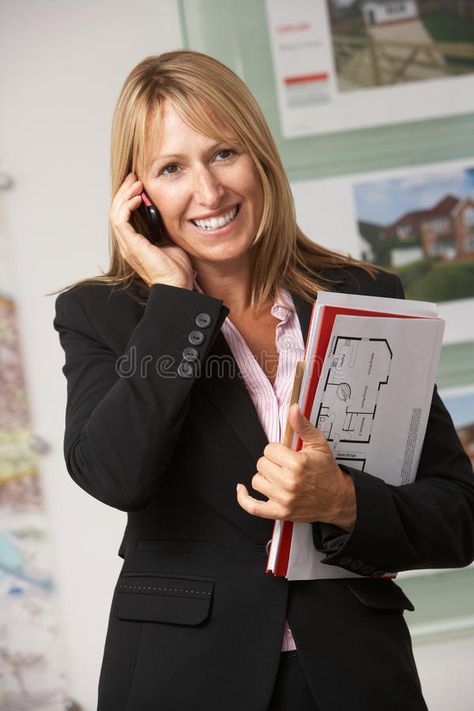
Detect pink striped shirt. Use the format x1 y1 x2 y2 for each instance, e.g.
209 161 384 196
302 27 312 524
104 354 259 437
220 288 306 652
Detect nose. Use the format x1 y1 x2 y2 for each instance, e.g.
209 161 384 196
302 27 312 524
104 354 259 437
193 166 224 208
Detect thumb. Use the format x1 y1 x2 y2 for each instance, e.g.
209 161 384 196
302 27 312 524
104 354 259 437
288 403 323 448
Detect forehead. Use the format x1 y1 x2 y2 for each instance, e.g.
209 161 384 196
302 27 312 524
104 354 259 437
144 100 238 157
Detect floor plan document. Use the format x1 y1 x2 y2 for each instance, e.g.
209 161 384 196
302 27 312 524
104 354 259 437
267 292 444 580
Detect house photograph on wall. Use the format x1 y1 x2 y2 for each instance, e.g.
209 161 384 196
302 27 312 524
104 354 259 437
327 0 474 91
354 164 474 302
353 162 474 465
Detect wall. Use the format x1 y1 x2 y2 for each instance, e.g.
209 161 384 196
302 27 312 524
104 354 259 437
0 1 472 709
414 634 474 711
0 1 182 709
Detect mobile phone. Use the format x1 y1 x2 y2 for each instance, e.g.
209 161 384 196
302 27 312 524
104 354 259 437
137 191 165 245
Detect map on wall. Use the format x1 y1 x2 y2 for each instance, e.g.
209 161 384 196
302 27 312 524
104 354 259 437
0 199 65 709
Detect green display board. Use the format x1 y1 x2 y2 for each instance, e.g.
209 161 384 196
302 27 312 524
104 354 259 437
178 0 474 181
399 568 474 643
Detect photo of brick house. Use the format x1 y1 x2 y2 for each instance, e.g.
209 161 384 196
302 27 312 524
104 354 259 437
354 165 474 302
447 198 474 256
382 195 474 260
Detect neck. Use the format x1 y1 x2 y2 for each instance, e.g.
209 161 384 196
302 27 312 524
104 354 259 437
194 259 258 316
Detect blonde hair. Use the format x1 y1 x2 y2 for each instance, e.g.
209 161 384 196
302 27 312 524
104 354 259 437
56 50 371 306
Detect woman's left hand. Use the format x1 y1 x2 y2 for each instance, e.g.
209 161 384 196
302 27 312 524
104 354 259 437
236 404 356 532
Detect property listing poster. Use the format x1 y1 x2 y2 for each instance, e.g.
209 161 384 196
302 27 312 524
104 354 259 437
291 158 474 465
265 0 474 136
0 197 66 709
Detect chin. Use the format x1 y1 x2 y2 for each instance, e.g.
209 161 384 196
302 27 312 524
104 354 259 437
200 244 252 264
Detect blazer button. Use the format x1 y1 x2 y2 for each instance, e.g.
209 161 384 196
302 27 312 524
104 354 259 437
177 361 194 378
189 330 205 346
182 346 199 361
195 312 212 328
361 565 375 576
351 560 364 570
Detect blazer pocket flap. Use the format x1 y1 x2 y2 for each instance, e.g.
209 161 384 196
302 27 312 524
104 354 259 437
113 574 214 626
343 579 414 611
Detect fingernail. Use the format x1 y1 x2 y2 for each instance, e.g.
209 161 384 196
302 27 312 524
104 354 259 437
236 483 241 492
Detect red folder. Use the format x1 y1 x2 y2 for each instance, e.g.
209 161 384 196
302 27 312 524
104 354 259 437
272 304 420 578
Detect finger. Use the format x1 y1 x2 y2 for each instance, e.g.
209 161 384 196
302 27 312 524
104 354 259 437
112 214 144 253
110 190 147 250
236 483 281 520
110 179 140 222
111 182 143 227
112 172 135 203
110 174 142 213
256 455 279 479
123 181 143 208
255 463 302 501
118 172 141 198
251 472 274 499
113 224 160 281
262 442 298 468
288 404 329 448
124 177 143 200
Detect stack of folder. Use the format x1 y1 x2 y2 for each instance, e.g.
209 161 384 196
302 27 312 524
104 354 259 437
266 291 444 580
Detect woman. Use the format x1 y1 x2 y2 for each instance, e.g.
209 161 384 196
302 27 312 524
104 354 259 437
54 51 474 711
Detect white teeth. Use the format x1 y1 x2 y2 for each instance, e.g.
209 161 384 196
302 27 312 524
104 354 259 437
193 206 238 231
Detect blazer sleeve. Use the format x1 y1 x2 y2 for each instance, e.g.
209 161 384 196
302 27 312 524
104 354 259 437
54 283 229 512
313 273 474 575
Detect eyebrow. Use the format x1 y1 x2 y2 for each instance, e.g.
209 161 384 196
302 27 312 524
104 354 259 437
151 153 185 165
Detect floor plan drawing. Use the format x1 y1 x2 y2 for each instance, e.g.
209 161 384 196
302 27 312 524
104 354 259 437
288 301 444 581
315 336 392 460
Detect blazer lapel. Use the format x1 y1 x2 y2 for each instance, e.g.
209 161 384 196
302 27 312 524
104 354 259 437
289 289 312 344
199 330 268 463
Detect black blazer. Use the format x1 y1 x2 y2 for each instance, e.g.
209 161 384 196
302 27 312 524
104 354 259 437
54 266 474 711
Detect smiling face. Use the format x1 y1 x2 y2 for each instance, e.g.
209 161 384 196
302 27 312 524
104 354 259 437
140 100 264 271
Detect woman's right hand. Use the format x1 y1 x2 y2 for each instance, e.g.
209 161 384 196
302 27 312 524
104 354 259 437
109 172 194 289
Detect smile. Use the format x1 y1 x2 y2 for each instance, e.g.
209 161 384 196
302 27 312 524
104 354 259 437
191 205 239 231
